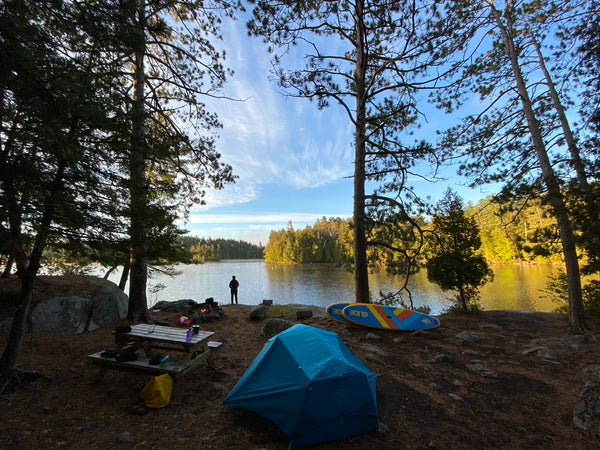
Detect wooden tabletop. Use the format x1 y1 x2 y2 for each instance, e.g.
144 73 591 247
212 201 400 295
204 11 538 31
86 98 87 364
118 323 214 346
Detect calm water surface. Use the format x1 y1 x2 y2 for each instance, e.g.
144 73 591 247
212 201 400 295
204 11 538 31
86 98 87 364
103 260 559 316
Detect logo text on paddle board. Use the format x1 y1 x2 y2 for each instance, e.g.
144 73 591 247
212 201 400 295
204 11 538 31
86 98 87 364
348 310 369 318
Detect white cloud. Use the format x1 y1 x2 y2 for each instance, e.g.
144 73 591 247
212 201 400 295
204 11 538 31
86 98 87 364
193 183 259 211
202 18 356 203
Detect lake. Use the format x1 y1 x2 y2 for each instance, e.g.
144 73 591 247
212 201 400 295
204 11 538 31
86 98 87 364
100 260 561 315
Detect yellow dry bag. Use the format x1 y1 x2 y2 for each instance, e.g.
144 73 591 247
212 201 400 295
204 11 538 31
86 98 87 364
139 373 173 409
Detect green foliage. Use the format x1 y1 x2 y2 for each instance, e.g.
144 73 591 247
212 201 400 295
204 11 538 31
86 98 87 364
546 271 600 317
467 196 563 264
264 218 351 264
178 237 264 263
378 290 432 315
426 190 493 313
265 304 298 321
0 0 127 270
444 301 484 315
583 281 600 318
564 182 600 275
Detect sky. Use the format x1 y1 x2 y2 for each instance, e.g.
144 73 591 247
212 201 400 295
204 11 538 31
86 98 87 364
181 13 497 246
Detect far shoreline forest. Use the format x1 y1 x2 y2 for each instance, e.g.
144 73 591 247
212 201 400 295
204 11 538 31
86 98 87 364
178 237 264 263
263 195 565 266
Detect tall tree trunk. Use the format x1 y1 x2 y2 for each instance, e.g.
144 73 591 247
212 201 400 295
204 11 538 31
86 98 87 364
0 163 66 374
353 0 370 303
127 0 151 324
490 3 586 332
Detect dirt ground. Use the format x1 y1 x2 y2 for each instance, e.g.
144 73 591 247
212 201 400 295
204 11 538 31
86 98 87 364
1 282 600 449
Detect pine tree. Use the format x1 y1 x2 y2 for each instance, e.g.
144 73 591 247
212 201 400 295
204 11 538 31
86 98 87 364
426 190 493 313
248 0 454 302
433 0 589 331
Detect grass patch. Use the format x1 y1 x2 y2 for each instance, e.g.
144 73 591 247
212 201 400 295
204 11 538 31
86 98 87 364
266 304 297 320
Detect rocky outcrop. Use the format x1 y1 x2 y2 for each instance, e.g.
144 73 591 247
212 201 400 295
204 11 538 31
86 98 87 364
574 365 600 436
250 305 268 321
573 381 600 436
1 276 128 335
260 318 295 339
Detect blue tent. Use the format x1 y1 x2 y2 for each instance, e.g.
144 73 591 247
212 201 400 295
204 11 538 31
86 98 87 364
221 324 378 447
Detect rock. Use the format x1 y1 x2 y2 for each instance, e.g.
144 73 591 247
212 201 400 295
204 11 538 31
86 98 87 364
522 346 547 355
365 353 386 365
569 342 590 352
567 334 591 344
295 309 313 320
462 349 485 357
83 421 106 432
456 331 480 343
1 276 128 335
429 382 441 391
536 348 561 361
480 323 503 330
448 393 464 401
365 332 381 341
118 432 135 444
207 382 229 397
412 330 436 339
583 365 600 381
530 338 569 349
260 318 295 338
250 305 268 321
573 381 600 434
435 354 456 364
466 361 498 378
452 379 464 387
360 343 388 357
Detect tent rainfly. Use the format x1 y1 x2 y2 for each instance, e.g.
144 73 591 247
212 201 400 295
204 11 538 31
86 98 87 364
221 324 378 447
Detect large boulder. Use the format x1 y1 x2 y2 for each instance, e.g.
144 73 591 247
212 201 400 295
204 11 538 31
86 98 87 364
1 275 128 335
260 318 295 339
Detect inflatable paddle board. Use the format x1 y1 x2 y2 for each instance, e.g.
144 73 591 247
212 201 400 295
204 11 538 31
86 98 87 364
342 303 440 331
326 302 351 323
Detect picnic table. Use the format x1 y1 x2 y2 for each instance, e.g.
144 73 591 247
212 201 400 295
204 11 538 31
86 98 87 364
89 323 221 382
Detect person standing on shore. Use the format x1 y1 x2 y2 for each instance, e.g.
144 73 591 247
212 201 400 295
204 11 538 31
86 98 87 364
229 275 239 304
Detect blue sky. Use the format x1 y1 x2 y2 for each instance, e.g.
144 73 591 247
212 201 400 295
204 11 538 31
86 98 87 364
182 16 497 245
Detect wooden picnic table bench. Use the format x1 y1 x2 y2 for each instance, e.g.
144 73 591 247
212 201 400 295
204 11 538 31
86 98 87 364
88 323 222 383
